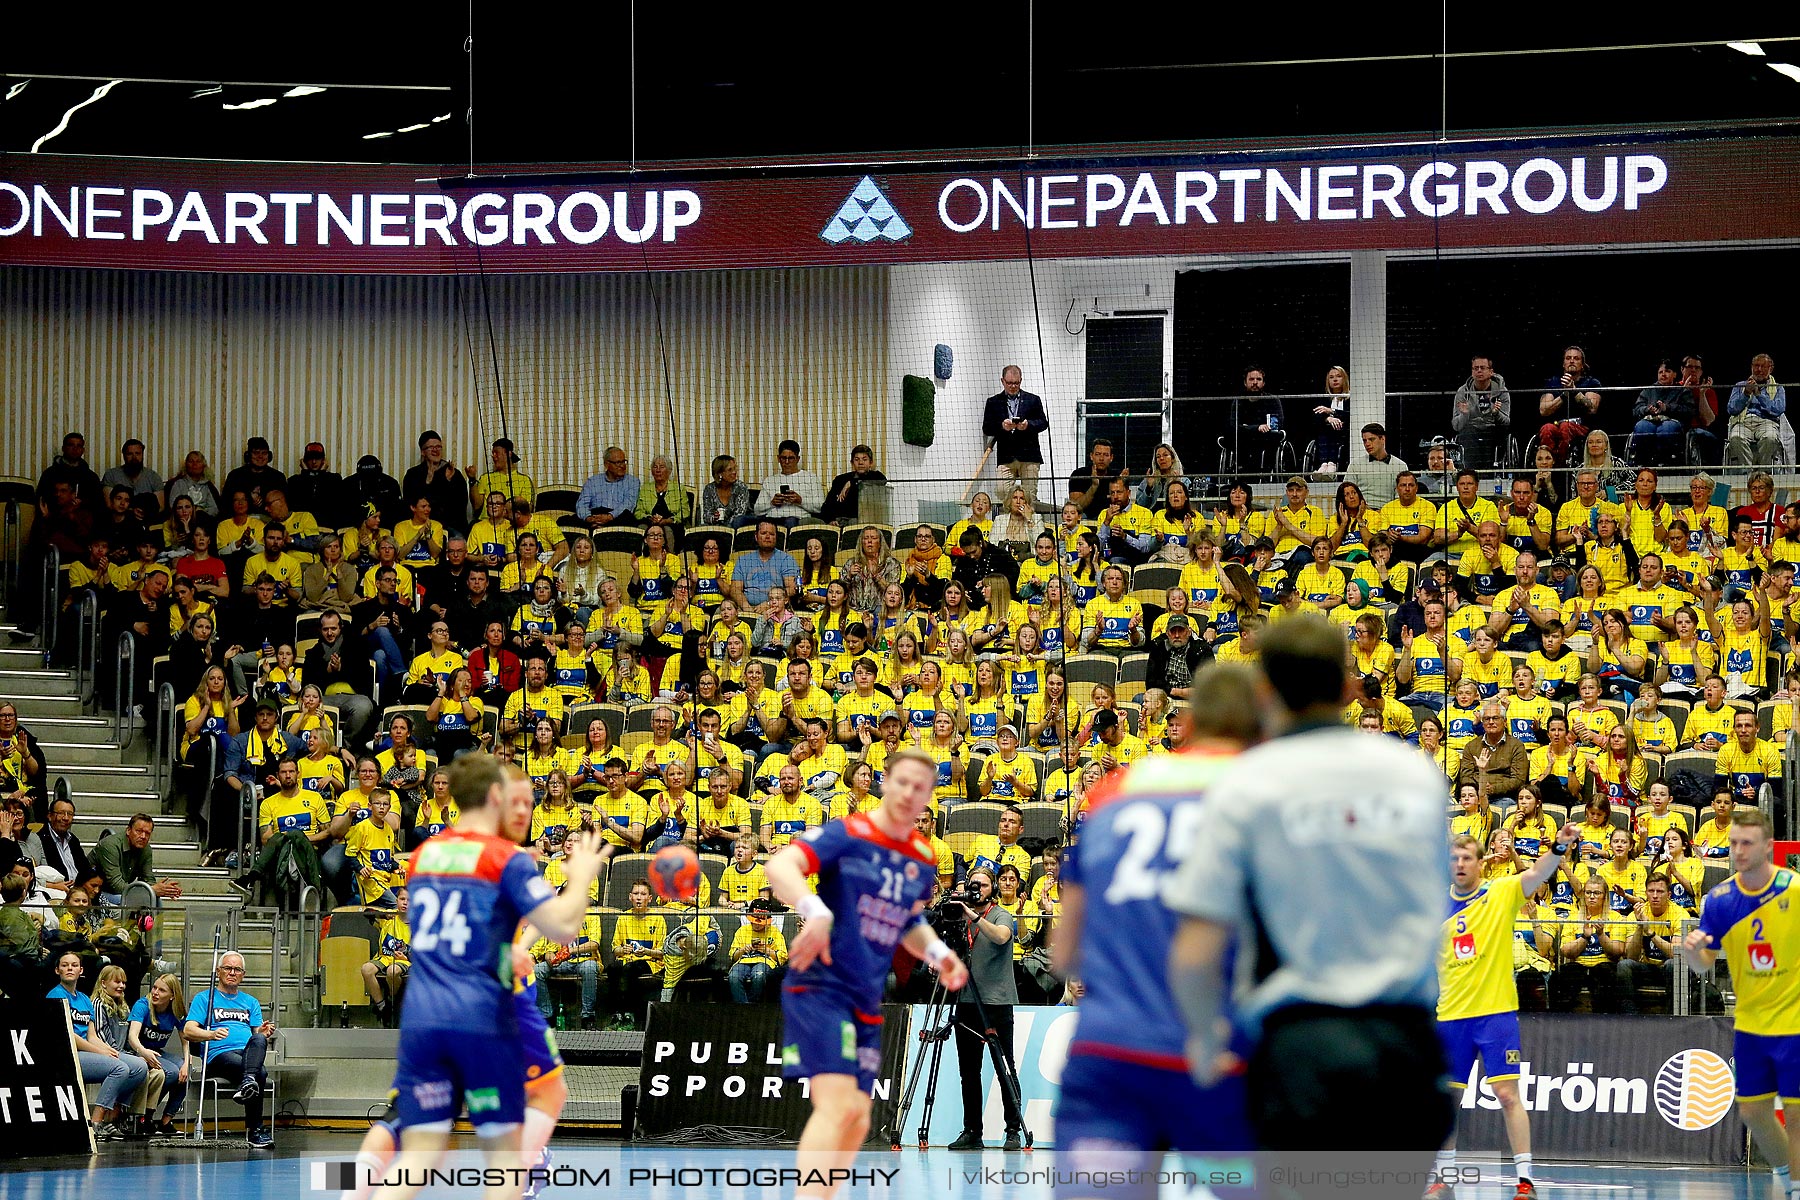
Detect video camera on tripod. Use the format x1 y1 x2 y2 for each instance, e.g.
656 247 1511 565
925 876 994 949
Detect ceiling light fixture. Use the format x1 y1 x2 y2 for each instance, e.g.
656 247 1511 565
1727 41 1766 56
4 81 28 101
1771 62 1800 81
31 78 121 152
222 97 279 111
431 112 452 123
283 85 326 98
362 131 394 140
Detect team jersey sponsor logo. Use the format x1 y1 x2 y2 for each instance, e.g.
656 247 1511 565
1453 932 1476 960
1748 941 1777 972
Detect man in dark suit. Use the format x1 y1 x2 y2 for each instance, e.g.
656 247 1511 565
980 365 1050 507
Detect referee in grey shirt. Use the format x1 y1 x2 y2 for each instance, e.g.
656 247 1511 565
1169 616 1453 1182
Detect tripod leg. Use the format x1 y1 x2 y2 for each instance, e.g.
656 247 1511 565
916 1012 950 1149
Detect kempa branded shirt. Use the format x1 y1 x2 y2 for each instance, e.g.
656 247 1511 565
1168 722 1450 1031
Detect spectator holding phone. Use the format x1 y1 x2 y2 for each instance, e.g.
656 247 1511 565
753 440 823 528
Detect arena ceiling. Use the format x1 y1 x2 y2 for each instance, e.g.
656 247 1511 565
3 6 1799 168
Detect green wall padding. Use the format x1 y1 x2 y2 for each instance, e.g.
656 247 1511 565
902 374 935 448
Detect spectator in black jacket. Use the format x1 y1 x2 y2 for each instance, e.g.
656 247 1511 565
222 576 297 696
819 445 889 526
36 432 103 514
21 796 89 896
352 566 414 688
349 455 405 529
981 366 1050 507
1229 366 1293 473
222 437 287 513
447 566 509 652
100 569 173 716
1146 615 1210 701
403 431 471 535
951 527 1019 596
284 443 348 532
418 538 473 627
302 611 375 742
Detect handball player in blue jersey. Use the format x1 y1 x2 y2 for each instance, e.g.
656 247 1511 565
372 755 608 1200
1051 665 1260 1198
765 748 969 1200
352 772 585 1200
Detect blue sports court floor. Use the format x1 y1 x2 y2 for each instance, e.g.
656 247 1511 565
0 1135 1771 1200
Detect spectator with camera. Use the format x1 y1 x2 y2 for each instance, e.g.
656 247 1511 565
941 864 1024 1151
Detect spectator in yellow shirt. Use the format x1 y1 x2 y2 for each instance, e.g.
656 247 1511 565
727 898 788 1002
1434 469 1500 560
718 836 770 909
1265 476 1329 569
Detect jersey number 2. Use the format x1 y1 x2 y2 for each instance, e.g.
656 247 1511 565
412 890 472 956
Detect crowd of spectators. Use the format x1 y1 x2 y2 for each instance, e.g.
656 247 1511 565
5 346 1793 1078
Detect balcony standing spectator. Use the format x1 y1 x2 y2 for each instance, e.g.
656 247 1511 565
728 520 800 611
222 438 286 513
165 451 223 518
1452 356 1511 470
821 445 889 526
1631 358 1695 468
183 952 276 1148
92 814 181 905
980 365 1050 506
1229 366 1291 473
401 431 469 534
285 442 348 532
466 438 533 511
1537 345 1603 461
1311 366 1352 472
1727 354 1787 467
578 447 640 529
36 431 103 514
1680 354 1722 465
100 439 165 516
753 440 823 527
1065 439 1121 522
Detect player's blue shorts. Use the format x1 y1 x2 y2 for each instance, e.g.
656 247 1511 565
780 985 883 1093
1057 1051 1252 1154
516 990 564 1086
1439 1011 1522 1084
393 1024 525 1133
1735 1031 1800 1102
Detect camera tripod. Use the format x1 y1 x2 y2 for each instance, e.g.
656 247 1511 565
886 971 1034 1151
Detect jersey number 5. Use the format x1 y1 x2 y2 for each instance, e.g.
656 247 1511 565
412 890 473 956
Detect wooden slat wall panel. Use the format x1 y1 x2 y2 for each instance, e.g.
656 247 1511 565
0 266 888 498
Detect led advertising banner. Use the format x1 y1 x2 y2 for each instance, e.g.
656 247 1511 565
2 132 1796 274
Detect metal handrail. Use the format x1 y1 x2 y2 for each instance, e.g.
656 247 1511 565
297 884 323 1024
1787 730 1798 843
114 631 136 750
1 499 16 608
155 682 177 800
74 591 97 708
39 543 60 655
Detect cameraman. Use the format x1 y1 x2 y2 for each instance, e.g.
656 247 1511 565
945 865 1024 1151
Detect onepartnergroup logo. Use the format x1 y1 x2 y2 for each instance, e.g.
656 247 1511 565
821 176 911 245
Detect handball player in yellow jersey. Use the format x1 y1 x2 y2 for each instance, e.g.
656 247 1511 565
1685 808 1800 1200
1429 823 1579 1200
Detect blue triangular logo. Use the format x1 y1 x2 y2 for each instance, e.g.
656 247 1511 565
821 176 911 245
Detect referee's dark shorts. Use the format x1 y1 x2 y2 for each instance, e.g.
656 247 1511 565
1247 1002 1454 1150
